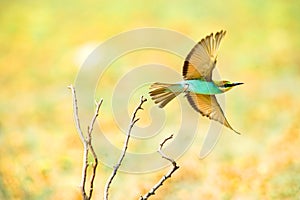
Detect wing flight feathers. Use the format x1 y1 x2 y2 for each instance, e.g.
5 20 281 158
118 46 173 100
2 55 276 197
186 92 240 134
183 30 226 81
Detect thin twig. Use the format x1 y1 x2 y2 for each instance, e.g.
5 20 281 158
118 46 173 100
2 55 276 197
82 141 89 200
68 85 89 199
140 134 180 200
68 85 85 143
87 99 103 199
104 96 147 200
88 100 103 136
68 84 102 200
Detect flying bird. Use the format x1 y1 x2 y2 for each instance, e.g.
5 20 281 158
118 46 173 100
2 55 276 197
149 30 243 134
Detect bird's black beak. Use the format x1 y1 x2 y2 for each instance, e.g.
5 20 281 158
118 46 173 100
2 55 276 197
230 82 244 87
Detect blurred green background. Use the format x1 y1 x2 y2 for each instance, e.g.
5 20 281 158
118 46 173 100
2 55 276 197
1 0 300 199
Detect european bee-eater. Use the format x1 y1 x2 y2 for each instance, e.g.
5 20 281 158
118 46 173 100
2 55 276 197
149 30 243 134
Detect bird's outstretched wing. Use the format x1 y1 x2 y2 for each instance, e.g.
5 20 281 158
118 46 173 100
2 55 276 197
182 30 226 81
186 92 240 134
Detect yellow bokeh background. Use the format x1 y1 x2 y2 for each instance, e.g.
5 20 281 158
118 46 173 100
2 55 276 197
1 0 300 199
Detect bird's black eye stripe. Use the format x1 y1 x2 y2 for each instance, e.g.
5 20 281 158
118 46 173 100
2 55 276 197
223 83 231 87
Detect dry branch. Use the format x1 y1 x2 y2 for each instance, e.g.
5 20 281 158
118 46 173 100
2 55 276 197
104 96 147 200
69 87 180 200
140 134 180 200
68 84 103 200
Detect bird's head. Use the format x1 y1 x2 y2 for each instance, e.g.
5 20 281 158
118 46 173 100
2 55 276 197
214 80 244 93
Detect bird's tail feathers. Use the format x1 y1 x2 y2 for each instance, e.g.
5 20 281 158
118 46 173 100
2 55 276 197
149 82 183 108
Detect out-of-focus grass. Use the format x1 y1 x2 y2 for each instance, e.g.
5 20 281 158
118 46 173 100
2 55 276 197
1 0 300 199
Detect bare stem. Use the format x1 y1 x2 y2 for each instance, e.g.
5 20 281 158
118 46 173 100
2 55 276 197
87 99 103 199
140 134 180 200
68 85 85 143
68 84 102 200
104 96 147 200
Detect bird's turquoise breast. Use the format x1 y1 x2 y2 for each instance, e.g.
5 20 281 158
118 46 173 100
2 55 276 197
179 80 222 95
